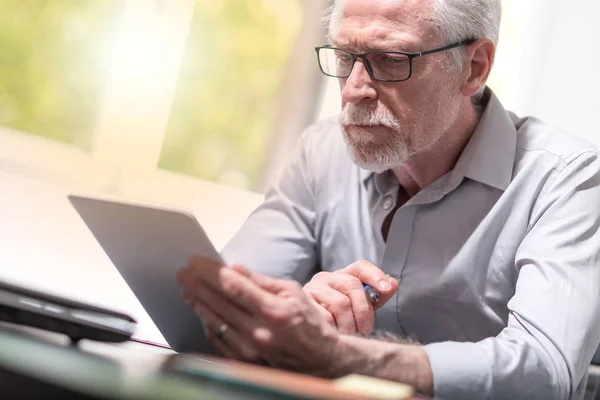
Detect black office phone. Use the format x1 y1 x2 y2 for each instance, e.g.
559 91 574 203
0 279 136 343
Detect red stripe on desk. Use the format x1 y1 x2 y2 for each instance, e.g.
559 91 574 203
131 337 172 349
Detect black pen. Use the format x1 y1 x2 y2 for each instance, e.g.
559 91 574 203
363 284 380 305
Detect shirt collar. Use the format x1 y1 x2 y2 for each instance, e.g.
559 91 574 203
360 88 517 193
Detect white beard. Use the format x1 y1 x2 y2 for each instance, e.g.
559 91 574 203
340 104 411 172
341 126 410 173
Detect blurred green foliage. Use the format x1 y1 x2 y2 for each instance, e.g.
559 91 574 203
158 0 302 190
0 0 122 150
0 0 301 190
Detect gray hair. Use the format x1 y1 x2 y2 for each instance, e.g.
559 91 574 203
324 0 501 57
323 0 501 103
430 0 501 69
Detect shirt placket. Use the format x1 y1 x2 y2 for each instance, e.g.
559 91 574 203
374 203 417 335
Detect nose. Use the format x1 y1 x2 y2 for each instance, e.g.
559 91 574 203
341 59 378 104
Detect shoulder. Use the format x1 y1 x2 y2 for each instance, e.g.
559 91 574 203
513 113 599 169
298 116 345 154
294 116 364 197
511 113 600 204
296 116 357 171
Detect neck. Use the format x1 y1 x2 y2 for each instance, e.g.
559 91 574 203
392 103 480 197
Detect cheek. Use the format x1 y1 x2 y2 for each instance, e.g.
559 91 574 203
386 77 448 118
379 87 423 120
339 79 347 108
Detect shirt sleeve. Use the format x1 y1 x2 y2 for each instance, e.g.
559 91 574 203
220 125 321 284
424 151 600 400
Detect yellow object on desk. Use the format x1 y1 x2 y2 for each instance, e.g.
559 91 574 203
334 374 414 399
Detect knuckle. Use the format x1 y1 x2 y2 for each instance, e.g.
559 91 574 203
220 279 241 298
303 280 326 296
341 260 368 277
348 260 364 269
341 273 361 285
252 327 274 350
302 287 318 300
354 259 374 270
312 271 331 282
287 296 304 313
286 280 302 291
264 305 289 327
336 275 362 293
331 296 352 313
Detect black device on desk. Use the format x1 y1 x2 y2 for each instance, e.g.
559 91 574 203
0 279 136 343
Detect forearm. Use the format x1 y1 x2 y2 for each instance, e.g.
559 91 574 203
334 334 434 396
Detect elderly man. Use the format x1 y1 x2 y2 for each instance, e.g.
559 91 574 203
178 0 600 398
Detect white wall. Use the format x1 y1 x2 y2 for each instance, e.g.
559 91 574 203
513 0 600 145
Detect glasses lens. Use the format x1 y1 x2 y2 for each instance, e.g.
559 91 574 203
318 48 353 78
366 52 411 81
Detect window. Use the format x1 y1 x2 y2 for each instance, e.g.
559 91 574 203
0 1 122 149
0 0 326 193
158 0 303 190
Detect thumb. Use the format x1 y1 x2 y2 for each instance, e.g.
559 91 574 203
342 260 399 307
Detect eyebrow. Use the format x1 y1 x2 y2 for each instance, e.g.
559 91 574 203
332 38 418 53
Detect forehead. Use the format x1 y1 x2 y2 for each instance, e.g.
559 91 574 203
334 0 436 49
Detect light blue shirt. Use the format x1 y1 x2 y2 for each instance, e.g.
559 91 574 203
222 90 600 399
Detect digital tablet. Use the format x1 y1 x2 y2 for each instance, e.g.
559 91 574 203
68 194 223 355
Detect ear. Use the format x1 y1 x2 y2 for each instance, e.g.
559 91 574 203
461 39 496 97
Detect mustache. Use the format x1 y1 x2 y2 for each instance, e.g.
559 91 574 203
339 104 401 130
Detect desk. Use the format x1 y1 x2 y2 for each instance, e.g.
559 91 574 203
0 322 416 399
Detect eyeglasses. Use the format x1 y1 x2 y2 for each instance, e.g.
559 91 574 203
315 39 475 82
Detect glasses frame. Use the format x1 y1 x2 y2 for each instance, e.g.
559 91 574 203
315 39 476 82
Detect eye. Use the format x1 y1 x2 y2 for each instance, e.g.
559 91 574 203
334 50 353 63
381 54 409 66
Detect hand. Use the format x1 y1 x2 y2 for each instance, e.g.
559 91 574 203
177 256 344 376
302 260 399 335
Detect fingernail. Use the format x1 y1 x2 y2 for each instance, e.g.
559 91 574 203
378 279 392 291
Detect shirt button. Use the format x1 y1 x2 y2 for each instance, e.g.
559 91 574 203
382 198 394 210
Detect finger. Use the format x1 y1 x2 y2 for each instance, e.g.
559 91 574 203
216 267 284 315
238 266 301 295
184 255 227 292
178 264 197 299
187 274 255 325
187 260 296 336
309 299 335 326
309 285 358 334
231 263 251 276
192 302 259 362
186 257 273 315
326 274 374 334
342 260 399 306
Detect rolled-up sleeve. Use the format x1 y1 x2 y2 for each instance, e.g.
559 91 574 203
221 126 320 283
424 151 600 399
